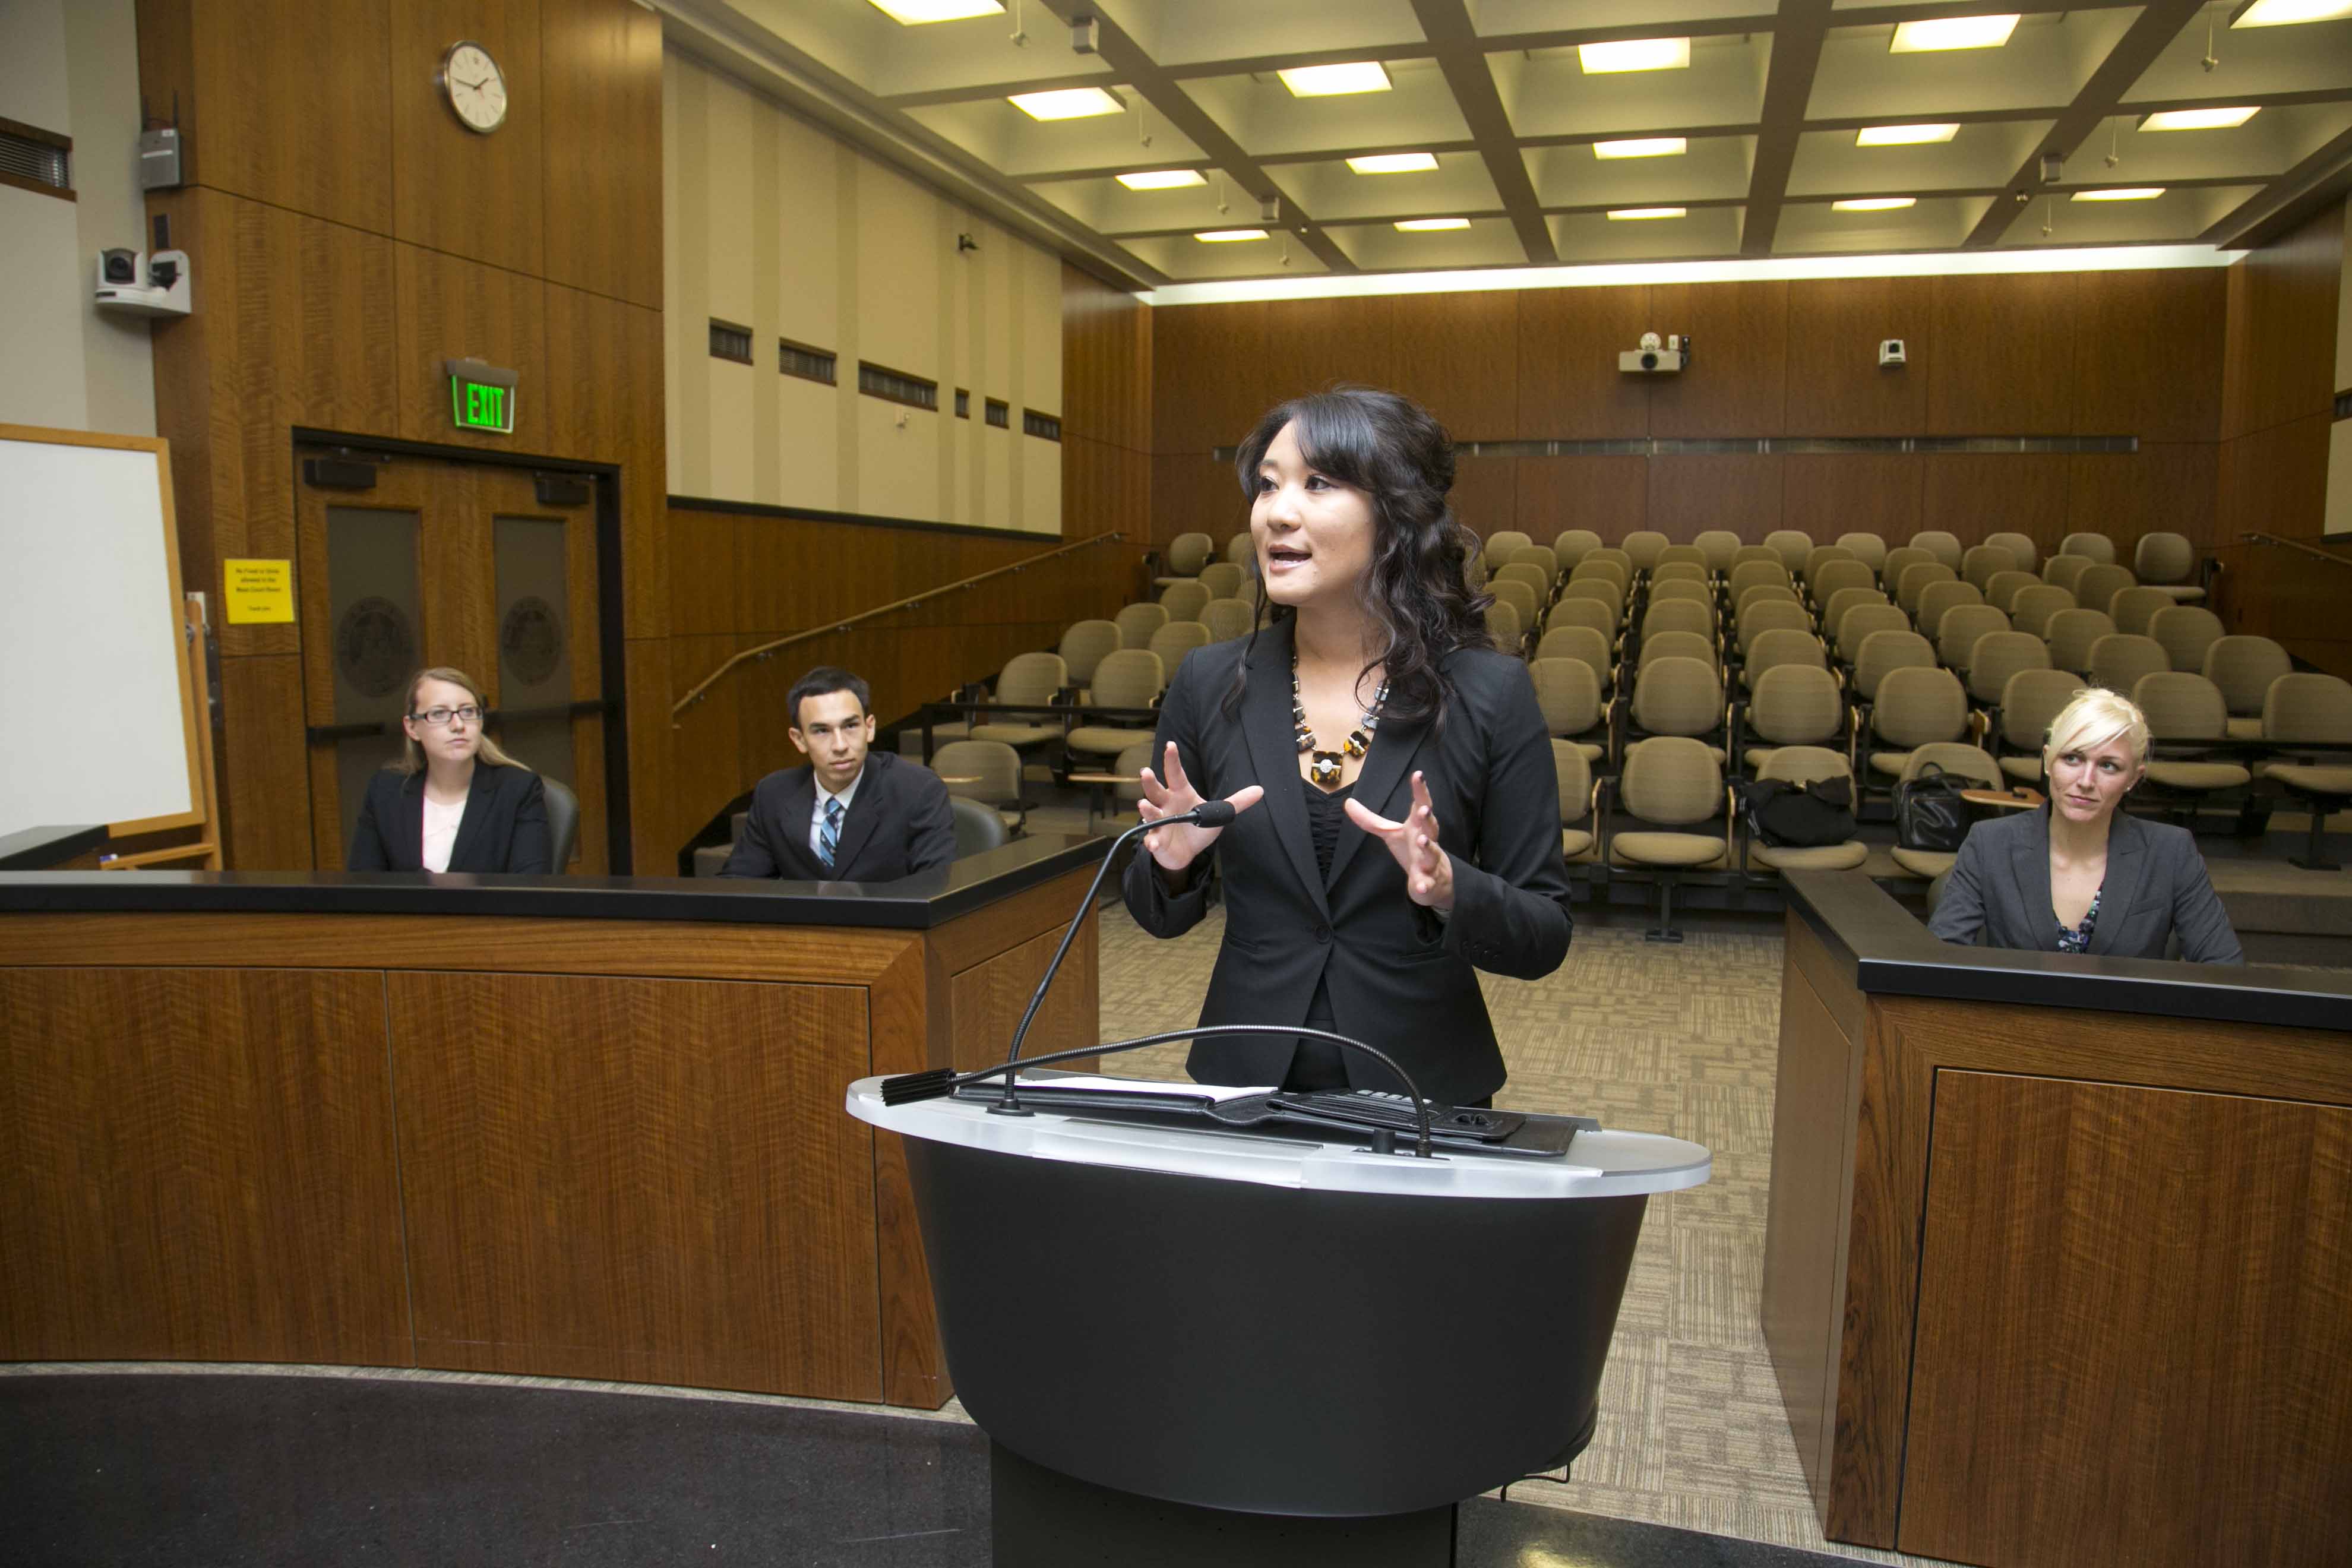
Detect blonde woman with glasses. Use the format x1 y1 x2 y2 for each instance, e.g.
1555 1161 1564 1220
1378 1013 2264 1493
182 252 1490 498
1929 687 2239 962
347 666 552 874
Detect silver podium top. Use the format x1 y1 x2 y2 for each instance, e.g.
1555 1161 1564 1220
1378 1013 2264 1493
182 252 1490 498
846 1075 1711 1202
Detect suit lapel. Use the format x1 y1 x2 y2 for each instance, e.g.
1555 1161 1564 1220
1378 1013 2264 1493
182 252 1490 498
2009 805 2056 950
1324 701 1429 892
778 770 818 875
1241 622 1330 921
443 765 498 871
829 759 884 872
399 776 426 871
2087 811 2148 956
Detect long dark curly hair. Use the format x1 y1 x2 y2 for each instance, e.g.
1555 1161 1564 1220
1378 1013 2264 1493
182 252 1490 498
1225 386 1491 728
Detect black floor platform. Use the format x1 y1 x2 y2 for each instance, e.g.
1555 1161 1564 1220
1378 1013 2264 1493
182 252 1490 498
0 1371 1861 1567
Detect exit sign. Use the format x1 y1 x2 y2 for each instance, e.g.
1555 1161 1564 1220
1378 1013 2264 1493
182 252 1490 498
445 357 517 435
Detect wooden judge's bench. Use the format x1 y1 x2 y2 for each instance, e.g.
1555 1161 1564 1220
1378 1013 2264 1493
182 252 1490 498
0 839 1103 1411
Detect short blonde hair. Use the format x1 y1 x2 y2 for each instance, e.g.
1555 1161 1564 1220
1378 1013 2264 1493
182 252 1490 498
2043 686 2149 775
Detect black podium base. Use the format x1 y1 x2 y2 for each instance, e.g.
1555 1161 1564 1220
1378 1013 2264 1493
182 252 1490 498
991 1440 1456 1567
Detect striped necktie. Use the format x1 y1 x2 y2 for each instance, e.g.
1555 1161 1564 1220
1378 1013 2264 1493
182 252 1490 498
818 797 843 871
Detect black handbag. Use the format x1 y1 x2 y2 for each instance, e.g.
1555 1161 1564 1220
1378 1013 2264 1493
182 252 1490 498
1893 763 1979 852
1737 774 1855 848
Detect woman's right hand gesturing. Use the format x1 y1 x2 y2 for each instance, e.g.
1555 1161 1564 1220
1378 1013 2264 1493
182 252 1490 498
1139 741 1264 874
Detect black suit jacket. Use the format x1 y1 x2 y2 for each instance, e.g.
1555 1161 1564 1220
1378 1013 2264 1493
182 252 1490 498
1121 621 1575 1106
1928 804 2242 963
347 763 552 874
719 751 956 881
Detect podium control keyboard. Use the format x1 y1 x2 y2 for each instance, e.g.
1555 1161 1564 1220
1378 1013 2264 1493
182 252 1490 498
1272 1089 1520 1143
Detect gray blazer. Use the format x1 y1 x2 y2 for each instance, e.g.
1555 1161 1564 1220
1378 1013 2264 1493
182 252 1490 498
1927 805 2242 964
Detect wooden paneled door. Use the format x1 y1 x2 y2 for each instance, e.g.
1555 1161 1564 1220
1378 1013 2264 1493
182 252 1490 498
296 450 609 871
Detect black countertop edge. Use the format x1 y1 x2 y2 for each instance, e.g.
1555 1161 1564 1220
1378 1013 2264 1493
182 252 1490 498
0 836 1108 930
0 825 107 872
1782 870 2352 1033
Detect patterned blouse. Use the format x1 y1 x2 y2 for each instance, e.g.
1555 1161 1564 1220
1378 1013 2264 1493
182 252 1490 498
2056 887 2103 954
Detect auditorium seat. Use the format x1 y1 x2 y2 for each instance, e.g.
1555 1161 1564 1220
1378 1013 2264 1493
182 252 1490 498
1692 530 1742 575
1763 530 1814 576
1740 664 1844 770
1743 747 1868 872
1809 559 1876 610
931 740 1029 833
1624 655 1727 761
2043 555 2092 596
1553 529 1603 571
2205 635 2291 739
1728 560 1790 605
1587 546 1636 580
1934 603 2009 674
2059 531 2117 565
1114 602 1169 649
2133 531 2205 603
1642 598 1716 644
1880 546 1933 594
1820 587 1888 641
1507 545 1563 583
1559 580 1624 630
2009 584 2077 638
1201 598 1255 642
2108 586 2173 639
1538 624 1615 695
1802 545 1857 587
1888 744 2004 878
1866 666 1970 779
1064 650 1165 764
1494 562 1553 604
1914 580 1984 638
1573 558 1630 598
1728 545 1781 572
1225 532 1253 565
1490 577 1542 633
1655 545 1709 574
1737 599 1812 658
1157 532 1212 583
2073 563 2138 619
1735 584 1803 624
1553 740 1597 862
1639 630 1719 674
1835 605 1913 669
1529 659 1607 763
2088 634 2170 694
1960 545 2014 591
949 794 1010 856
1741 629 1829 688
1548 594 1620 641
1965 631 2051 709
2045 609 2117 678
1835 532 1888 574
1605 736 1733 940
1983 569 2039 614
2149 605 2225 678
969 653 1067 753
1910 531 1964 572
1621 530 1670 573
1485 599 1524 652
1652 561 1709 587
1984 530 2038 574
1896 562 1957 618
1197 561 1245 599
1058 620 1122 690
2132 673 2252 804
1158 580 1210 623
1484 529 1534 560
1147 620 1212 673
1995 669 2079 782
2257 674 2352 870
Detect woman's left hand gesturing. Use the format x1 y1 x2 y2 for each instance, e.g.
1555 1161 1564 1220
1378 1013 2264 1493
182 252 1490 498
1343 770 1455 912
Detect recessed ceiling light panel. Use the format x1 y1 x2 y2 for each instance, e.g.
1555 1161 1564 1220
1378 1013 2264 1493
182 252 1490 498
1277 62 1392 96
2072 187 2166 201
1117 169 1208 190
1593 138 1687 159
1196 229 1270 242
1607 207 1687 220
1394 217 1471 231
1833 197 1918 211
2231 0 2352 25
1347 153 1440 174
1855 123 1959 147
1009 87 1123 121
1889 14 2020 51
1578 37 1690 73
2138 107 2260 131
866 0 1003 22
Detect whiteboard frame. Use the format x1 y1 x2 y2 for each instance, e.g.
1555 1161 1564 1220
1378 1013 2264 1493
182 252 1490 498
0 423 207 838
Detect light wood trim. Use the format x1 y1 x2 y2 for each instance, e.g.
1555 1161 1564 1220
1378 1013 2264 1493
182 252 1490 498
99 843 220 870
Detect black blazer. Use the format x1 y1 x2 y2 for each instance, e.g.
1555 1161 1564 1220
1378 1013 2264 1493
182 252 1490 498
1928 804 2242 963
347 763 552 874
720 751 956 882
1121 622 1575 1107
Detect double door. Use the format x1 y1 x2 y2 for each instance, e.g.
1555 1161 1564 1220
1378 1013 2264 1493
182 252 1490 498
296 450 609 871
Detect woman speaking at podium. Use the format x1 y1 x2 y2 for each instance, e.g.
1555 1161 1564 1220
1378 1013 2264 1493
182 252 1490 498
1123 387 1573 1108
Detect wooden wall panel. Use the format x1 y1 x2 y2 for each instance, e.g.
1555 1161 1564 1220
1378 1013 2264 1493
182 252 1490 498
2066 444 2220 555
2071 269 2224 441
1263 296 1396 405
1649 453 1785 540
1920 453 2071 552
135 0 393 233
544 282 669 639
219 653 315 870
1647 280 1788 439
2220 198 2344 441
1516 456 1647 542
1389 290 1518 438
391 970 881 1399
1155 451 1248 553
540 0 663 309
1451 453 1519 540
393 242 551 453
946 921 1098 1077
1061 265 1151 451
1928 273 2077 435
621 636 678 871
1783 454 1921 542
0 967 408 1366
388 0 546 277
1783 277 1931 437
1515 285 1649 440
1900 1072 2351 1568
1153 302 1268 453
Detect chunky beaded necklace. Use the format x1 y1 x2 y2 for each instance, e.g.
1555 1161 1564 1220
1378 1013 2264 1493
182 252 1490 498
1292 656 1387 789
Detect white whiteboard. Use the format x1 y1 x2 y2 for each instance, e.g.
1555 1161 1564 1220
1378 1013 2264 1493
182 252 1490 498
0 426 200 837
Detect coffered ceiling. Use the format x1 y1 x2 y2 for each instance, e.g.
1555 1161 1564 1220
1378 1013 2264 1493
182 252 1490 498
658 0 2352 289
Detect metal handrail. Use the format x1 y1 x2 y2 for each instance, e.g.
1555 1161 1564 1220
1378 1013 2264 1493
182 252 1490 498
2242 532 2352 568
668 530 1126 720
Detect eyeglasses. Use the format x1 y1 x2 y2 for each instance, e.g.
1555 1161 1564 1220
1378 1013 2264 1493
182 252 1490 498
412 705 483 726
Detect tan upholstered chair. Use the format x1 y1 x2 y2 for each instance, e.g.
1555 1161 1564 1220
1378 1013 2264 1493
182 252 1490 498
1741 628 1826 691
1058 620 1121 690
1642 599 1716 643
1553 529 1603 571
1888 744 2003 878
2058 531 2116 565
1558 578 1623 627
1866 666 1970 779
1508 545 1563 583
2107 586 2173 639
1553 739 1597 862
1529 658 1607 761
1914 579 1983 638
1879 545 1931 592
1737 599 1812 657
1574 556 1631 596
1736 584 1803 622
1655 545 1708 574
2044 609 2117 678
1743 747 1867 872
1996 669 2081 783
2009 584 2076 639
1652 559 1708 586
1537 624 1614 694
1835 532 1888 574
1692 530 1743 574
1984 531 2037 575
1225 532 1254 565
1741 663 1844 770
1961 545 2014 590
2149 606 2224 681
2132 672 2250 804
1485 599 1525 653
1490 577 1541 633
2073 562 2138 619
1983 570 2038 614
1198 561 1245 600
2133 531 2204 603
1621 530 1670 573
970 652 1067 751
1896 562 1957 618
1147 620 1212 674
1821 587 1887 639
1114 602 1169 649
1836 605 1914 669
1201 598 1256 642
1810 559 1876 608
1640 630 1719 674
1965 631 2051 709
1494 562 1553 603
2257 674 2352 870
2204 635 2293 741
1484 529 1533 561
1934 603 2009 674
1763 529 1814 575
1910 530 1964 571
1729 545 1781 572
1626 655 1727 761
1064 650 1165 763
930 740 1029 833
1606 736 1732 940
2042 555 2092 595
1803 545 1857 587
1727 560 1790 605
2087 633 2168 695
1158 580 1210 624
1648 578 1714 611
1158 532 1212 581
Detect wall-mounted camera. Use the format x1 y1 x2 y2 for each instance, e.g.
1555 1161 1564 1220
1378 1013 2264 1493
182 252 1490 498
1618 330 1687 373
1878 338 1907 368
94 248 192 318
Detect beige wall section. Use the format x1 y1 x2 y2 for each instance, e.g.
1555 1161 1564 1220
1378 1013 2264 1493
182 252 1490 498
663 49 1060 533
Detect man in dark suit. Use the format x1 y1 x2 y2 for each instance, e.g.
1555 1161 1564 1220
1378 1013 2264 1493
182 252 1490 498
720 666 957 881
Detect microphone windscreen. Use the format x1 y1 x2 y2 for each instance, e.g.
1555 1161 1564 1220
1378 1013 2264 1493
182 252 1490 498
1191 799 1237 827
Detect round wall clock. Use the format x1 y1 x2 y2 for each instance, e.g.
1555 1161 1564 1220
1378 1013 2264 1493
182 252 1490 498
437 41 508 134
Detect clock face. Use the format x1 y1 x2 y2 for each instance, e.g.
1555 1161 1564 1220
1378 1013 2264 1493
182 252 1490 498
438 41 508 134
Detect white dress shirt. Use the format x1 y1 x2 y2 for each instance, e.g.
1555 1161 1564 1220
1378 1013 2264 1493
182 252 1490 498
810 769 864 862
421 793 467 873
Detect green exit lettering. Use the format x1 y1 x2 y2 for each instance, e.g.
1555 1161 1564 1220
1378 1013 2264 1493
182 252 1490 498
449 374 514 433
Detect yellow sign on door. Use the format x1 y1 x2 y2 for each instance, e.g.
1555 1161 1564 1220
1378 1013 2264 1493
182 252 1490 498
223 558 295 624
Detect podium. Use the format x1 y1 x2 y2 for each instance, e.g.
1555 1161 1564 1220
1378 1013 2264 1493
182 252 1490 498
848 1076 1709 1566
